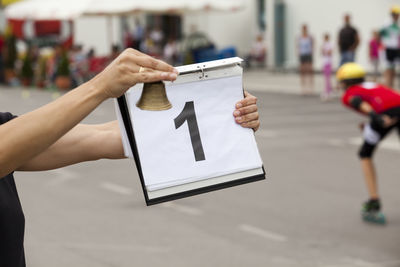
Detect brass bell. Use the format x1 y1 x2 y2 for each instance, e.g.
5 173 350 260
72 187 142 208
136 81 172 111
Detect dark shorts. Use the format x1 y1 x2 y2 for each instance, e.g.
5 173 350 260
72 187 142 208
359 106 400 158
385 49 400 64
300 54 313 64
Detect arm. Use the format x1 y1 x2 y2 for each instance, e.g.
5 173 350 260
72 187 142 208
17 121 123 171
0 48 177 177
352 32 360 51
349 96 397 127
19 92 261 171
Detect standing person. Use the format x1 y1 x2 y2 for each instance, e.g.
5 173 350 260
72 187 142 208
0 48 262 266
321 33 333 101
338 14 360 66
380 5 400 88
133 19 145 51
246 34 267 68
0 31 4 84
337 62 400 224
369 31 382 81
150 26 164 56
297 24 314 95
163 37 179 65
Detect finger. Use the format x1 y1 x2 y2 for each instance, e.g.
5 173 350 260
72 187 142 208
233 104 258 117
235 112 259 123
240 120 260 131
127 53 177 73
236 94 257 108
132 71 177 84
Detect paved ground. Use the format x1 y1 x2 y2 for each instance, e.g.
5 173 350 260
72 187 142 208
1 72 400 267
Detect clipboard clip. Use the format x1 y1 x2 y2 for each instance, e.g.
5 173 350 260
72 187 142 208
197 65 207 80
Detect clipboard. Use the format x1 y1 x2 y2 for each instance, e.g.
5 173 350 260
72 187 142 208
116 57 266 206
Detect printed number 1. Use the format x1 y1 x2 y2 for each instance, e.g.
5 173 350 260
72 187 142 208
174 101 206 162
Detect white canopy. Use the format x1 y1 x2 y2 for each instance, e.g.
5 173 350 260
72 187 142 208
5 0 245 20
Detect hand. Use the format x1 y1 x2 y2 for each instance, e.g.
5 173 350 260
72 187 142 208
381 115 398 128
90 48 178 99
369 111 398 128
233 91 260 132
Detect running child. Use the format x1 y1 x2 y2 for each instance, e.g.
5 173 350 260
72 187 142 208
337 63 400 224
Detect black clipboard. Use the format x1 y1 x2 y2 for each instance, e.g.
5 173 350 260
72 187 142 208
117 58 266 206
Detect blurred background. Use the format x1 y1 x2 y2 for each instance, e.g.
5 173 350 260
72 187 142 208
0 0 400 266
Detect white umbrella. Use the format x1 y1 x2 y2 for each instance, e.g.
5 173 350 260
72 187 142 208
5 0 91 20
5 0 245 20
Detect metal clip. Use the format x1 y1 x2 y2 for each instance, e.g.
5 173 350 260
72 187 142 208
197 65 205 79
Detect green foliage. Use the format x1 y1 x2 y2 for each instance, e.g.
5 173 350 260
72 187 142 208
21 54 34 79
57 51 70 77
5 34 17 69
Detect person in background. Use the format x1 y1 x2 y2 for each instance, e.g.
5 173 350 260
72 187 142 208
246 34 267 68
321 33 333 101
150 26 164 57
380 5 400 88
109 44 121 62
123 25 134 49
369 31 383 81
337 62 400 224
297 24 314 95
133 19 144 51
70 45 88 85
140 32 156 56
47 44 63 84
0 31 5 84
338 14 360 66
163 37 179 65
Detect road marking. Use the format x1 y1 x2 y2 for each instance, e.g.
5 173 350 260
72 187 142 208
324 258 400 267
161 202 203 216
100 182 132 195
239 224 287 242
45 169 78 187
328 137 400 152
348 137 400 151
27 241 170 253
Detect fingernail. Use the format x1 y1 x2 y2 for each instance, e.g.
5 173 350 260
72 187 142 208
161 72 168 78
173 68 179 74
236 117 242 122
233 111 241 116
236 103 243 108
169 73 177 79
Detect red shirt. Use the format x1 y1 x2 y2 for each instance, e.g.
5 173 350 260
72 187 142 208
342 82 400 114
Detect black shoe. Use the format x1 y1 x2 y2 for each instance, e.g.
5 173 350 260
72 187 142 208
362 199 381 213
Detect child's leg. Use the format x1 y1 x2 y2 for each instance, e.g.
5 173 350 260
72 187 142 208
360 157 379 199
359 123 393 199
323 63 332 96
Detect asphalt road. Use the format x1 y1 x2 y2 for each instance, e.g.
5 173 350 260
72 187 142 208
1 86 400 267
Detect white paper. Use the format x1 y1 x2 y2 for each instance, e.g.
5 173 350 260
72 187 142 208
124 75 263 191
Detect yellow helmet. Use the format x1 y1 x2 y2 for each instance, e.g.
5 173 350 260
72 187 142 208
336 63 366 81
391 5 400 15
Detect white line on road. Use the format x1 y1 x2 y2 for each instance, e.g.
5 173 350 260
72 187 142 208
348 137 400 151
161 202 203 216
27 241 170 253
328 137 400 152
100 182 133 196
323 258 400 267
239 224 288 242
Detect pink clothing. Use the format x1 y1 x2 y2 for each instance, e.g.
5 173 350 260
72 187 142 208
369 39 380 59
323 63 332 95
